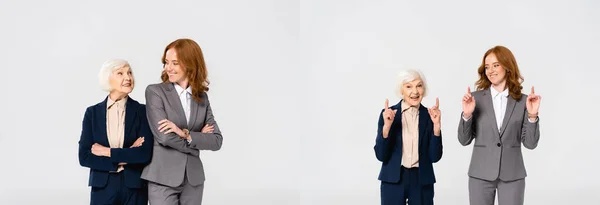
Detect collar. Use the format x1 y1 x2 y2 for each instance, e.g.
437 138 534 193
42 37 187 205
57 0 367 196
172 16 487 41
173 83 192 96
490 86 509 98
401 100 420 113
107 95 128 110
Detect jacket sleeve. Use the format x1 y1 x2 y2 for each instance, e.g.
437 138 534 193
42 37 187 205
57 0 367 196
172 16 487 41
145 86 199 156
78 107 119 172
110 105 155 164
429 122 443 163
374 110 392 163
521 108 540 149
189 96 223 151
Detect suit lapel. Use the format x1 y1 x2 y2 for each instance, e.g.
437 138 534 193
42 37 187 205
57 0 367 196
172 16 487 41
188 96 199 130
391 101 403 146
97 97 110 146
124 98 137 145
163 83 188 128
418 104 428 154
499 96 516 138
482 89 501 139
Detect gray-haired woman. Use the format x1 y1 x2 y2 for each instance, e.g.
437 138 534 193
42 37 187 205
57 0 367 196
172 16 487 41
78 59 153 205
374 69 443 205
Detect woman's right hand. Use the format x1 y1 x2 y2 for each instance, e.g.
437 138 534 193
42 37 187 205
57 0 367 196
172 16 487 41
462 87 476 119
382 99 396 138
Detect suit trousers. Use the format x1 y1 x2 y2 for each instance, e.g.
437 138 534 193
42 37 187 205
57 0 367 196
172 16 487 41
90 172 148 205
381 167 434 205
148 170 204 205
469 176 525 205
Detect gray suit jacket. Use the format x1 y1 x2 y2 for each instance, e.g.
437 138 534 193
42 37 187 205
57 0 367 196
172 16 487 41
458 89 540 181
141 83 223 187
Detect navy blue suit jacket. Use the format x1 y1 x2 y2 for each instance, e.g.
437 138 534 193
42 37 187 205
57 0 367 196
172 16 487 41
374 101 443 185
78 97 153 188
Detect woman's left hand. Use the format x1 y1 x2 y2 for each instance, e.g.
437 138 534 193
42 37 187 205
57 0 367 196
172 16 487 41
158 119 184 137
428 98 442 136
526 86 541 116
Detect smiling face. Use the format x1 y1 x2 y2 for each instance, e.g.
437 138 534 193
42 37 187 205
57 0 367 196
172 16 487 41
484 53 507 89
401 78 424 107
163 48 188 85
109 65 134 96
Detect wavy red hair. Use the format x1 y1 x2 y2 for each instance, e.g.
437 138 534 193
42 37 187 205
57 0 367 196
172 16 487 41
161 38 210 102
475 45 524 100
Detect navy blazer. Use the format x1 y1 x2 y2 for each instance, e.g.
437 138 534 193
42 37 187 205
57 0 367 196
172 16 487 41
78 96 153 188
374 100 443 185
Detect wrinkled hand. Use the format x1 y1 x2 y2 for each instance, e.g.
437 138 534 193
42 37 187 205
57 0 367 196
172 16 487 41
382 99 397 138
428 98 442 136
91 143 110 157
130 137 144 148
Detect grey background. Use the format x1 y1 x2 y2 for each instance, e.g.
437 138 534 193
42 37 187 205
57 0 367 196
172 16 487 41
0 0 598 204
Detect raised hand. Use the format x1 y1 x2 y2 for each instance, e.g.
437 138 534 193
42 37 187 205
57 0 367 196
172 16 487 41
382 99 397 138
428 98 441 125
462 87 476 119
526 86 541 116
428 98 442 136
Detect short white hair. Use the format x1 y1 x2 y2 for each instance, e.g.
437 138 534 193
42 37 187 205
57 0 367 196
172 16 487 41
98 59 131 92
396 69 428 97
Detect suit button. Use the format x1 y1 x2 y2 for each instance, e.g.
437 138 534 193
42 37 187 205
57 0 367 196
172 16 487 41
497 143 501 147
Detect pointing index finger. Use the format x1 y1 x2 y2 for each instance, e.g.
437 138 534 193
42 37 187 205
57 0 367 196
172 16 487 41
385 99 389 109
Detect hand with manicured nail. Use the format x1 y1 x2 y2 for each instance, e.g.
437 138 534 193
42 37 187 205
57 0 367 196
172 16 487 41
526 86 541 120
462 87 476 119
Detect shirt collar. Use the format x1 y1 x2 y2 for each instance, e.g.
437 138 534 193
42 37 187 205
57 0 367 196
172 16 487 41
490 86 509 98
107 95 128 110
173 83 192 96
401 100 420 113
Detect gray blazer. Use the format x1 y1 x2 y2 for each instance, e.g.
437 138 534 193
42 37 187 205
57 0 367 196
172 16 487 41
141 83 223 187
458 89 540 181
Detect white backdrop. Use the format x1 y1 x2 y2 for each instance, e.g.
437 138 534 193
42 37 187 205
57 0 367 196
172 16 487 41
0 0 598 204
